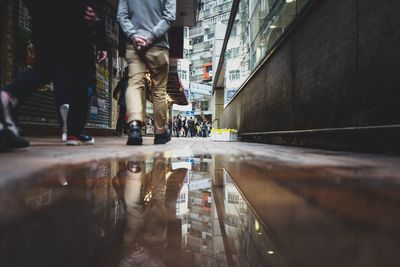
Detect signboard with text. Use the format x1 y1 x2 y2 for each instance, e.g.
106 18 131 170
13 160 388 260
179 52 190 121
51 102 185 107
189 82 212 96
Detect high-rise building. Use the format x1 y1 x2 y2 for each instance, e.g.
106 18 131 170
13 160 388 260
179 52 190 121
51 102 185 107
188 0 232 84
175 0 233 124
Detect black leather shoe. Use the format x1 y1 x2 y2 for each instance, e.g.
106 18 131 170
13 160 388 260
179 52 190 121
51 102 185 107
127 121 142 145
154 129 171 145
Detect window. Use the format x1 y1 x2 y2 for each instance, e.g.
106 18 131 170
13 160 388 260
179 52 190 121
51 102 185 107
223 0 304 106
204 1 216 10
225 48 239 60
192 36 204 45
203 63 212 81
184 27 189 38
19 0 32 31
180 70 188 80
230 23 238 37
227 193 240 204
217 0 230 5
219 12 230 22
204 16 217 26
178 193 186 203
204 33 215 42
201 101 209 111
228 70 240 81
225 215 239 226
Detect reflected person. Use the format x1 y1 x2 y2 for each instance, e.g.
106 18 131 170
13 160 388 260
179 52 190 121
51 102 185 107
118 155 168 267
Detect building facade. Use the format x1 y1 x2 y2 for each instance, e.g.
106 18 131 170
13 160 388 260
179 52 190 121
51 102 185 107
174 0 233 124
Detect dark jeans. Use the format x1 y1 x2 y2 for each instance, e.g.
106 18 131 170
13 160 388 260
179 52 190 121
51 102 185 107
53 65 96 129
3 45 93 136
189 127 195 137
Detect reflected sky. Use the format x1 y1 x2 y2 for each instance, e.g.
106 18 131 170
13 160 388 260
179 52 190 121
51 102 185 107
1 154 400 267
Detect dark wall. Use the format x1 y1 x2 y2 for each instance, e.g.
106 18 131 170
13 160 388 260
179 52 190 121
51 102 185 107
219 0 400 152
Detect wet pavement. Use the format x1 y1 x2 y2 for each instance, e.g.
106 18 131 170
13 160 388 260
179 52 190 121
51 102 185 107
1 137 400 266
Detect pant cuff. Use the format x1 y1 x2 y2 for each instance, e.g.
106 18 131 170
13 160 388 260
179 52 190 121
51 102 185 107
127 113 143 124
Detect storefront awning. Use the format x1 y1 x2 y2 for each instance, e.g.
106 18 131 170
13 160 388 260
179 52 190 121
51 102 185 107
167 69 188 106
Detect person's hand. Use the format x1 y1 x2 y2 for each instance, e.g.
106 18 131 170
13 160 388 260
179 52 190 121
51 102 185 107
97 50 107 62
133 36 147 50
84 6 100 26
133 36 152 50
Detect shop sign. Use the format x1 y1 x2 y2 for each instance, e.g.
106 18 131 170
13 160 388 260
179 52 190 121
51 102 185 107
189 82 212 96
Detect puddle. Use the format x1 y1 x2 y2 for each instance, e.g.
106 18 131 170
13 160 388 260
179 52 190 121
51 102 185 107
0 154 284 267
1 154 400 267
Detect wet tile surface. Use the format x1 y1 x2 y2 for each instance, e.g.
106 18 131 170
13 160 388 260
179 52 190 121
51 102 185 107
0 149 400 267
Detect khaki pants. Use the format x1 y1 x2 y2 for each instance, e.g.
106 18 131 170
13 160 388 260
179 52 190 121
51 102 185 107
122 158 167 259
125 44 169 135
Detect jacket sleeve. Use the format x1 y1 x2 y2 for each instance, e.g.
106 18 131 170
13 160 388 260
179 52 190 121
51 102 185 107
93 18 107 51
117 0 136 40
150 0 176 41
84 0 107 50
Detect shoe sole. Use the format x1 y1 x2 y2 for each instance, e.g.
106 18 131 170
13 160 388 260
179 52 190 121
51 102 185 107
0 146 30 152
65 140 95 146
127 139 142 145
154 138 171 145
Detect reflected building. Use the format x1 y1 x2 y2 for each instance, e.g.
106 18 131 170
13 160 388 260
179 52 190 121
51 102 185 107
221 169 287 267
174 156 229 266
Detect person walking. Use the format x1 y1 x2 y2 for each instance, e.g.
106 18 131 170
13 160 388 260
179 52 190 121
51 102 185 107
187 117 195 138
0 0 106 151
176 114 182 137
54 13 107 142
117 0 176 145
196 121 201 137
182 116 188 137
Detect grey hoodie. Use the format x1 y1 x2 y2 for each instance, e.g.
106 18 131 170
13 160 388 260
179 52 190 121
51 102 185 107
117 0 176 49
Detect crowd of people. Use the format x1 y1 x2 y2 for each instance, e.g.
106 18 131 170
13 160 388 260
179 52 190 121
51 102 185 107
172 114 211 138
0 0 176 152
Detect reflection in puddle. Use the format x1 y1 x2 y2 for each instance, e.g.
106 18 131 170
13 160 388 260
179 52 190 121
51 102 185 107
3 154 400 266
0 155 277 267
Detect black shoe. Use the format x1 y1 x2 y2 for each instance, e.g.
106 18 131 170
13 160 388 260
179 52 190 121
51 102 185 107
0 128 30 152
128 161 142 173
154 129 171 145
127 122 142 145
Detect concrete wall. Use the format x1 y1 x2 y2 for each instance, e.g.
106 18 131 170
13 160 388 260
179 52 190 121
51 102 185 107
219 0 400 153
210 88 224 128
